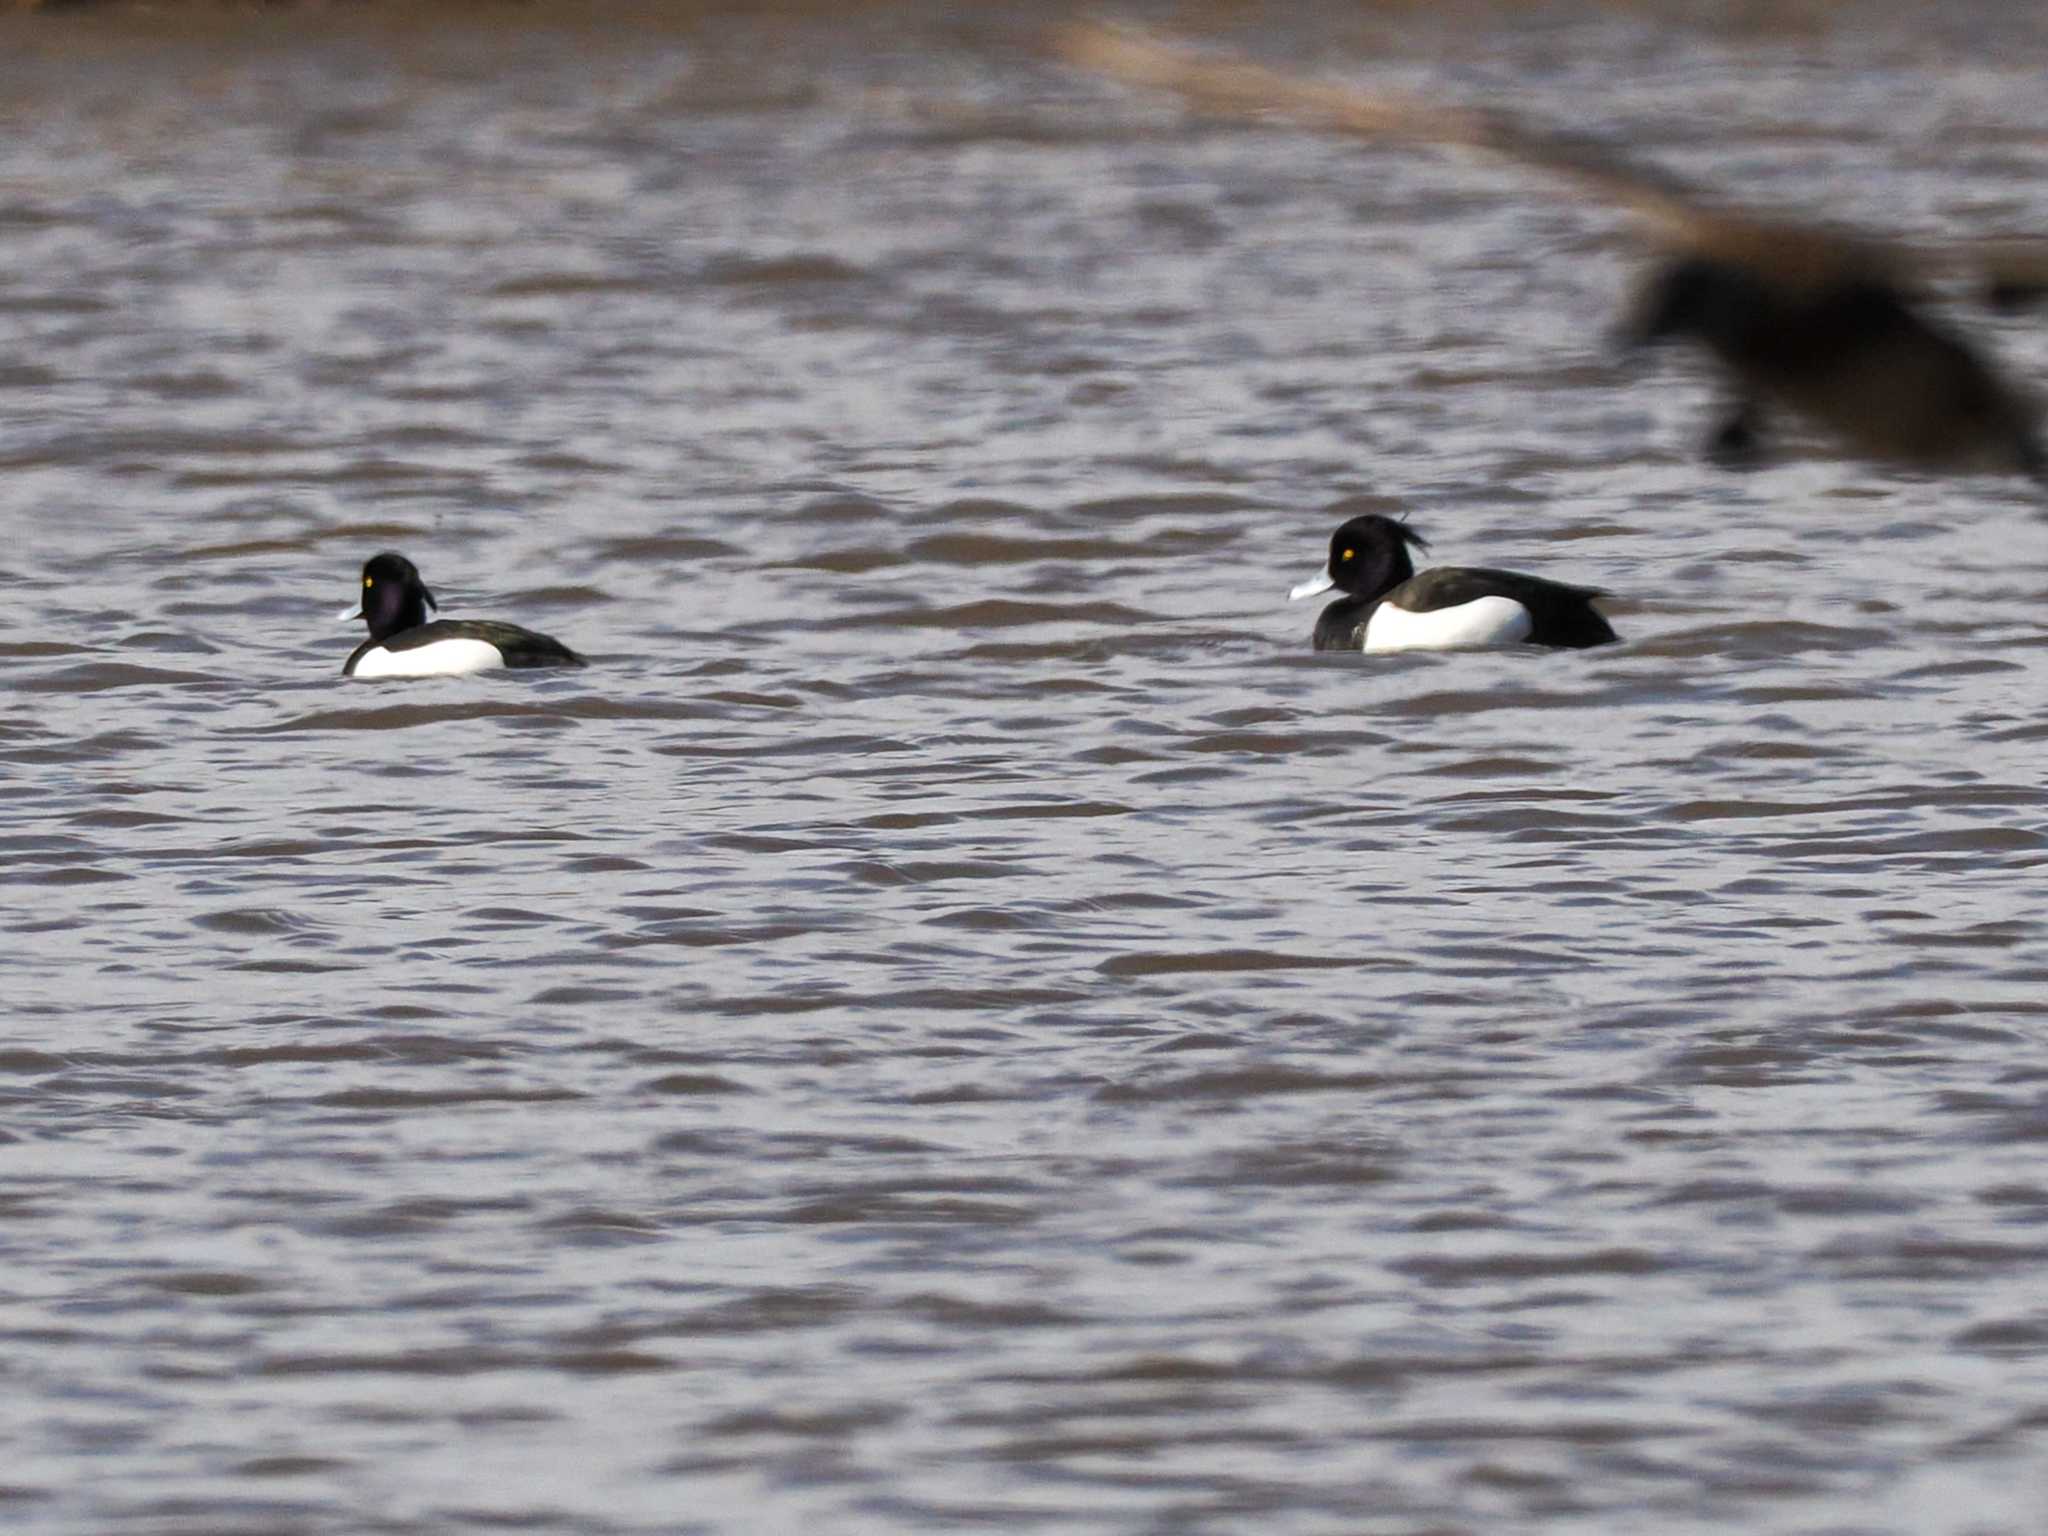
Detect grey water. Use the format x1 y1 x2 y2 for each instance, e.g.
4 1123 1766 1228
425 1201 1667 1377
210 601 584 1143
5 3 2048 1532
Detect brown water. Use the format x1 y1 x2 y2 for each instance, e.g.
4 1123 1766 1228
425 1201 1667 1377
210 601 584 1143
6 4 2048 1532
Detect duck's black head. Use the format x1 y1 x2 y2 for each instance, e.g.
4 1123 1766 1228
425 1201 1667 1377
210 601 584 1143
349 551 436 642
1628 256 1776 350
1303 514 1428 601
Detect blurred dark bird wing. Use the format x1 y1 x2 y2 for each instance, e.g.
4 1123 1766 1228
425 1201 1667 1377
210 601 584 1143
1058 24 1883 274
1055 22 2042 474
1054 22 2027 302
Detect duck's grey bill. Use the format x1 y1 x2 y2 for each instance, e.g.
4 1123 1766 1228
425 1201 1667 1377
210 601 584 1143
339 604 362 622
1289 571 1335 602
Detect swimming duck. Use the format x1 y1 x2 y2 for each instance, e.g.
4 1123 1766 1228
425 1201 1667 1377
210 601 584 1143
342 552 586 679
1060 22 2048 476
1289 514 1617 652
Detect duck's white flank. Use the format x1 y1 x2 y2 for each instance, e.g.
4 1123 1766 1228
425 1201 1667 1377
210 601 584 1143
1362 595 1533 653
349 637 503 679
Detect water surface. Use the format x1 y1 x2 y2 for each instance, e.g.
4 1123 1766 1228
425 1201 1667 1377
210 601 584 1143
5 4 2048 1532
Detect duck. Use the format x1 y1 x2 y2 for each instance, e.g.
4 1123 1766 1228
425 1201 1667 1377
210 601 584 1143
342 552 587 679
1626 253 2043 473
1289 514 1617 652
1059 22 2048 477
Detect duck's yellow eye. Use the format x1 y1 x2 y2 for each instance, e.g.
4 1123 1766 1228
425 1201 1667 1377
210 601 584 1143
364 577 374 588
1341 548 1354 562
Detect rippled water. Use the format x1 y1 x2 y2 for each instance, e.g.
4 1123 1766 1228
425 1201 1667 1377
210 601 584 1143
6 4 2048 1532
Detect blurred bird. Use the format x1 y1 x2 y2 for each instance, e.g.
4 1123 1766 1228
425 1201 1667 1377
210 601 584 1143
1056 21 2048 478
